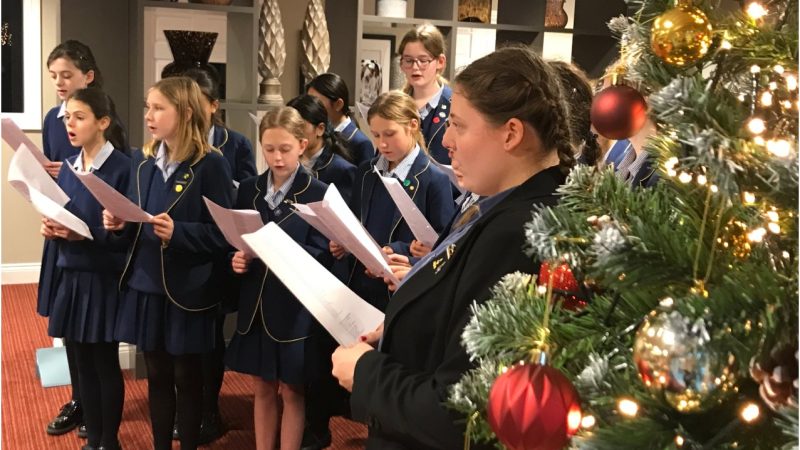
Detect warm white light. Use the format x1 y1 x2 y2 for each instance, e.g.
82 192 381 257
580 414 596 429
660 297 674 307
761 91 773 106
743 191 756 203
740 403 760 423
768 222 781 234
766 211 779 222
754 136 766 146
767 139 792 157
768 81 778 91
786 75 798 91
747 227 767 242
710 185 719 193
676 435 685 447
747 118 766 135
537 285 548 295
750 65 762 74
618 398 639 417
665 157 679 169
774 65 785 74
697 174 708 185
746 2 768 20
782 100 793 109
720 40 732 50
678 172 693 184
567 408 583 433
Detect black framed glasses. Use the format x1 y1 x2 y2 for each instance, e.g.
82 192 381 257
400 57 434 69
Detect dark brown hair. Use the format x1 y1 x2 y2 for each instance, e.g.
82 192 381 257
47 40 103 88
453 46 576 173
549 60 600 166
398 24 448 94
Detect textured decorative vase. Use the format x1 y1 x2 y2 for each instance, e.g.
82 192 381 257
160 30 220 81
300 0 330 85
376 0 407 18
258 0 286 106
544 0 569 28
458 0 491 23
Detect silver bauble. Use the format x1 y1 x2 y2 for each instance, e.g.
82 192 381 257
633 309 736 412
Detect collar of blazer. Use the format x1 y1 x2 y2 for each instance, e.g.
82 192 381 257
358 150 431 235
383 165 565 331
212 126 229 151
312 146 335 174
253 166 312 222
136 153 202 216
421 85 452 143
341 120 359 141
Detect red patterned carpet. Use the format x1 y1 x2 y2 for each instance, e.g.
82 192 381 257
1 283 367 449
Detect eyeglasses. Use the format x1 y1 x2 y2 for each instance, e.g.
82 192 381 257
400 57 434 69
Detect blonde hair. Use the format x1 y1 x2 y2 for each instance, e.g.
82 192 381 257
398 24 448 94
142 77 215 164
367 90 426 151
259 106 308 145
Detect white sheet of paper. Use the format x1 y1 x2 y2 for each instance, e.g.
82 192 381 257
203 196 263 255
374 168 438 248
68 165 153 222
2 118 51 165
28 189 93 240
294 184 399 284
242 222 385 346
8 144 70 205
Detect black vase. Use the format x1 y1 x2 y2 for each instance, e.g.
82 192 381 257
161 30 220 81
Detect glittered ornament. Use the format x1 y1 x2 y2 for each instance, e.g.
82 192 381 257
590 84 648 140
633 309 736 412
750 343 799 412
487 363 582 450
538 261 587 311
650 2 713 66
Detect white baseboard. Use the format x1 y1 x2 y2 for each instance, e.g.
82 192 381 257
1 263 41 285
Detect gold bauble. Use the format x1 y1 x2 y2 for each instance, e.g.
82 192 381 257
650 2 713 66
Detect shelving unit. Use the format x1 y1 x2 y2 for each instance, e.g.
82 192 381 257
128 0 267 149
325 0 627 107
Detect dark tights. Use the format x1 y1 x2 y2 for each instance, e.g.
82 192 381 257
65 339 81 402
145 351 203 450
73 341 124 449
201 318 225 417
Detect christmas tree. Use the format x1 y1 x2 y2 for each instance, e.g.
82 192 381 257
448 0 798 448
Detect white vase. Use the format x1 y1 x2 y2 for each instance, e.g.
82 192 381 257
376 0 407 18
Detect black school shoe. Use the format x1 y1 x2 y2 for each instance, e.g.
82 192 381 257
173 413 225 444
46 400 82 435
301 428 332 450
77 423 87 438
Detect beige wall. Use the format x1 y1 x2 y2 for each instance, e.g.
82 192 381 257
2 0 59 265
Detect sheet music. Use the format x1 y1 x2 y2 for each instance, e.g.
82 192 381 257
241 222 384 346
8 144 69 205
374 168 438 248
69 165 153 223
203 196 263 255
2 118 51 165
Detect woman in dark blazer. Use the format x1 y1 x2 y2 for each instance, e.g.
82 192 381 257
331 46 576 449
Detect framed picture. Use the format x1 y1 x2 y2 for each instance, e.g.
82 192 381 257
361 34 396 95
1 0 41 130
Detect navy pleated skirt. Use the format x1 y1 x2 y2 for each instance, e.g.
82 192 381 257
47 269 121 343
36 240 61 317
225 316 318 385
114 289 217 355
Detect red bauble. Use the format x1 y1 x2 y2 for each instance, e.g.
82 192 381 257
487 364 582 450
590 84 648 140
538 262 587 311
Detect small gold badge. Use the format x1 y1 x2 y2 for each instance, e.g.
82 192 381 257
409 185 415 191
175 184 183 193
183 173 190 180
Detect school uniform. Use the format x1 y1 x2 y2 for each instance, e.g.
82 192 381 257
113 144 234 355
350 165 566 450
348 146 455 310
38 103 81 317
210 125 257 184
418 85 452 165
605 139 659 188
47 143 130 342
225 166 331 384
336 116 375 166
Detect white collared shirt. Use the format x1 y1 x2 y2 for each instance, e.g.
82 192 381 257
155 141 180 182
71 140 114 173
334 116 352 133
207 125 216 148
264 164 300 209
374 144 420 181
418 84 444 121
304 146 325 170
58 102 67 125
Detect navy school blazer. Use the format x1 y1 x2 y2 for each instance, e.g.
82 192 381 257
339 119 375 166
116 148 234 311
212 126 258 183
310 146 356 203
350 150 456 258
232 168 332 340
419 85 452 165
351 165 567 450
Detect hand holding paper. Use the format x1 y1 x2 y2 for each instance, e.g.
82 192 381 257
69 165 152 222
203 196 264 255
241 222 385 346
